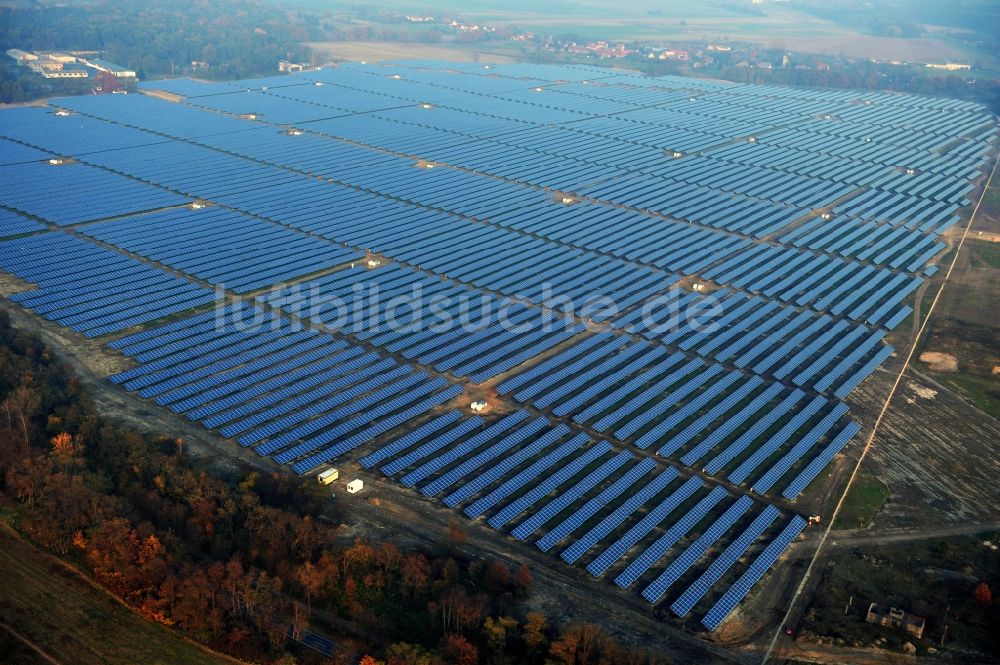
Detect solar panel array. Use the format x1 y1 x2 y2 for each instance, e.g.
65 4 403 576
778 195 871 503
258 263 586 382
496 333 858 498
79 206 361 292
366 414 807 629
107 303 462 472
0 208 45 237
0 233 220 336
0 160 187 225
0 136 52 166
0 60 995 633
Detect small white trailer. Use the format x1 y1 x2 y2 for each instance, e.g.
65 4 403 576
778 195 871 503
346 479 364 494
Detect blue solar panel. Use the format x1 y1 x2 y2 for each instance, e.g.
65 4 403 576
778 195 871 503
615 486 728 589
512 450 632 541
489 438 611 529
463 431 588 517
680 382 784 466
291 384 465 474
586 476 703 577
536 458 655 553
3 64 986 629
703 390 805 476
727 395 827 485
445 423 571 508
642 496 754 604
359 411 463 469
420 417 549 496
561 467 678 564
496 333 613 395
383 417 484 477
670 505 781 617
0 209 45 237
782 420 861 499
701 515 807 630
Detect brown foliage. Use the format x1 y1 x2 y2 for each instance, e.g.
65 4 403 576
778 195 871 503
974 581 993 608
440 633 478 665
0 315 670 665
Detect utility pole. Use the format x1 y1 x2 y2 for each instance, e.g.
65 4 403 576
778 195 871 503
844 595 853 615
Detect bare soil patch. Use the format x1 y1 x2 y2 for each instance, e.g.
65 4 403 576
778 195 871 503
918 351 958 373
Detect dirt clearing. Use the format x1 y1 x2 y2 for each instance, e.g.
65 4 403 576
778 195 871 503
918 351 958 373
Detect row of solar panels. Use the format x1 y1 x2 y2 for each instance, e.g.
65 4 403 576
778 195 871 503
21 92 960 288
612 287 892 394
64 68 992 241
494 332 859 496
0 160 187 225
20 133 685 322
782 214 946 272
755 121 989 176
108 304 463 470
259 264 583 377
361 407 807 630
174 85 981 229
833 188 960 234
0 136 54 167
701 243 920 328
0 208 45 237
0 232 812 632
0 233 219 336
0 107 170 155
80 205 361 293
490 200 752 274
0 101 908 400
334 62 993 155
334 61 989 140
258 255 895 401
89 285 858 502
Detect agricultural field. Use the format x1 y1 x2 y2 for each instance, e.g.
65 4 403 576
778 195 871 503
353 0 990 64
0 59 996 654
305 41 520 64
0 523 231 665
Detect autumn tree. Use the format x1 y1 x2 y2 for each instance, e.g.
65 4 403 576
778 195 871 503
974 581 993 608
483 561 511 593
483 615 518 657
297 560 325 613
513 564 533 596
401 552 431 600
437 586 487 633
2 384 39 455
50 431 73 456
522 611 549 657
548 623 611 665
439 633 478 665
386 642 435 665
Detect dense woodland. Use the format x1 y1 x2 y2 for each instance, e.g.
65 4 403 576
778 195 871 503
0 309 673 664
0 0 316 99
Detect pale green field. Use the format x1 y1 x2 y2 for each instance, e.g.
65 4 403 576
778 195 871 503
326 0 994 65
